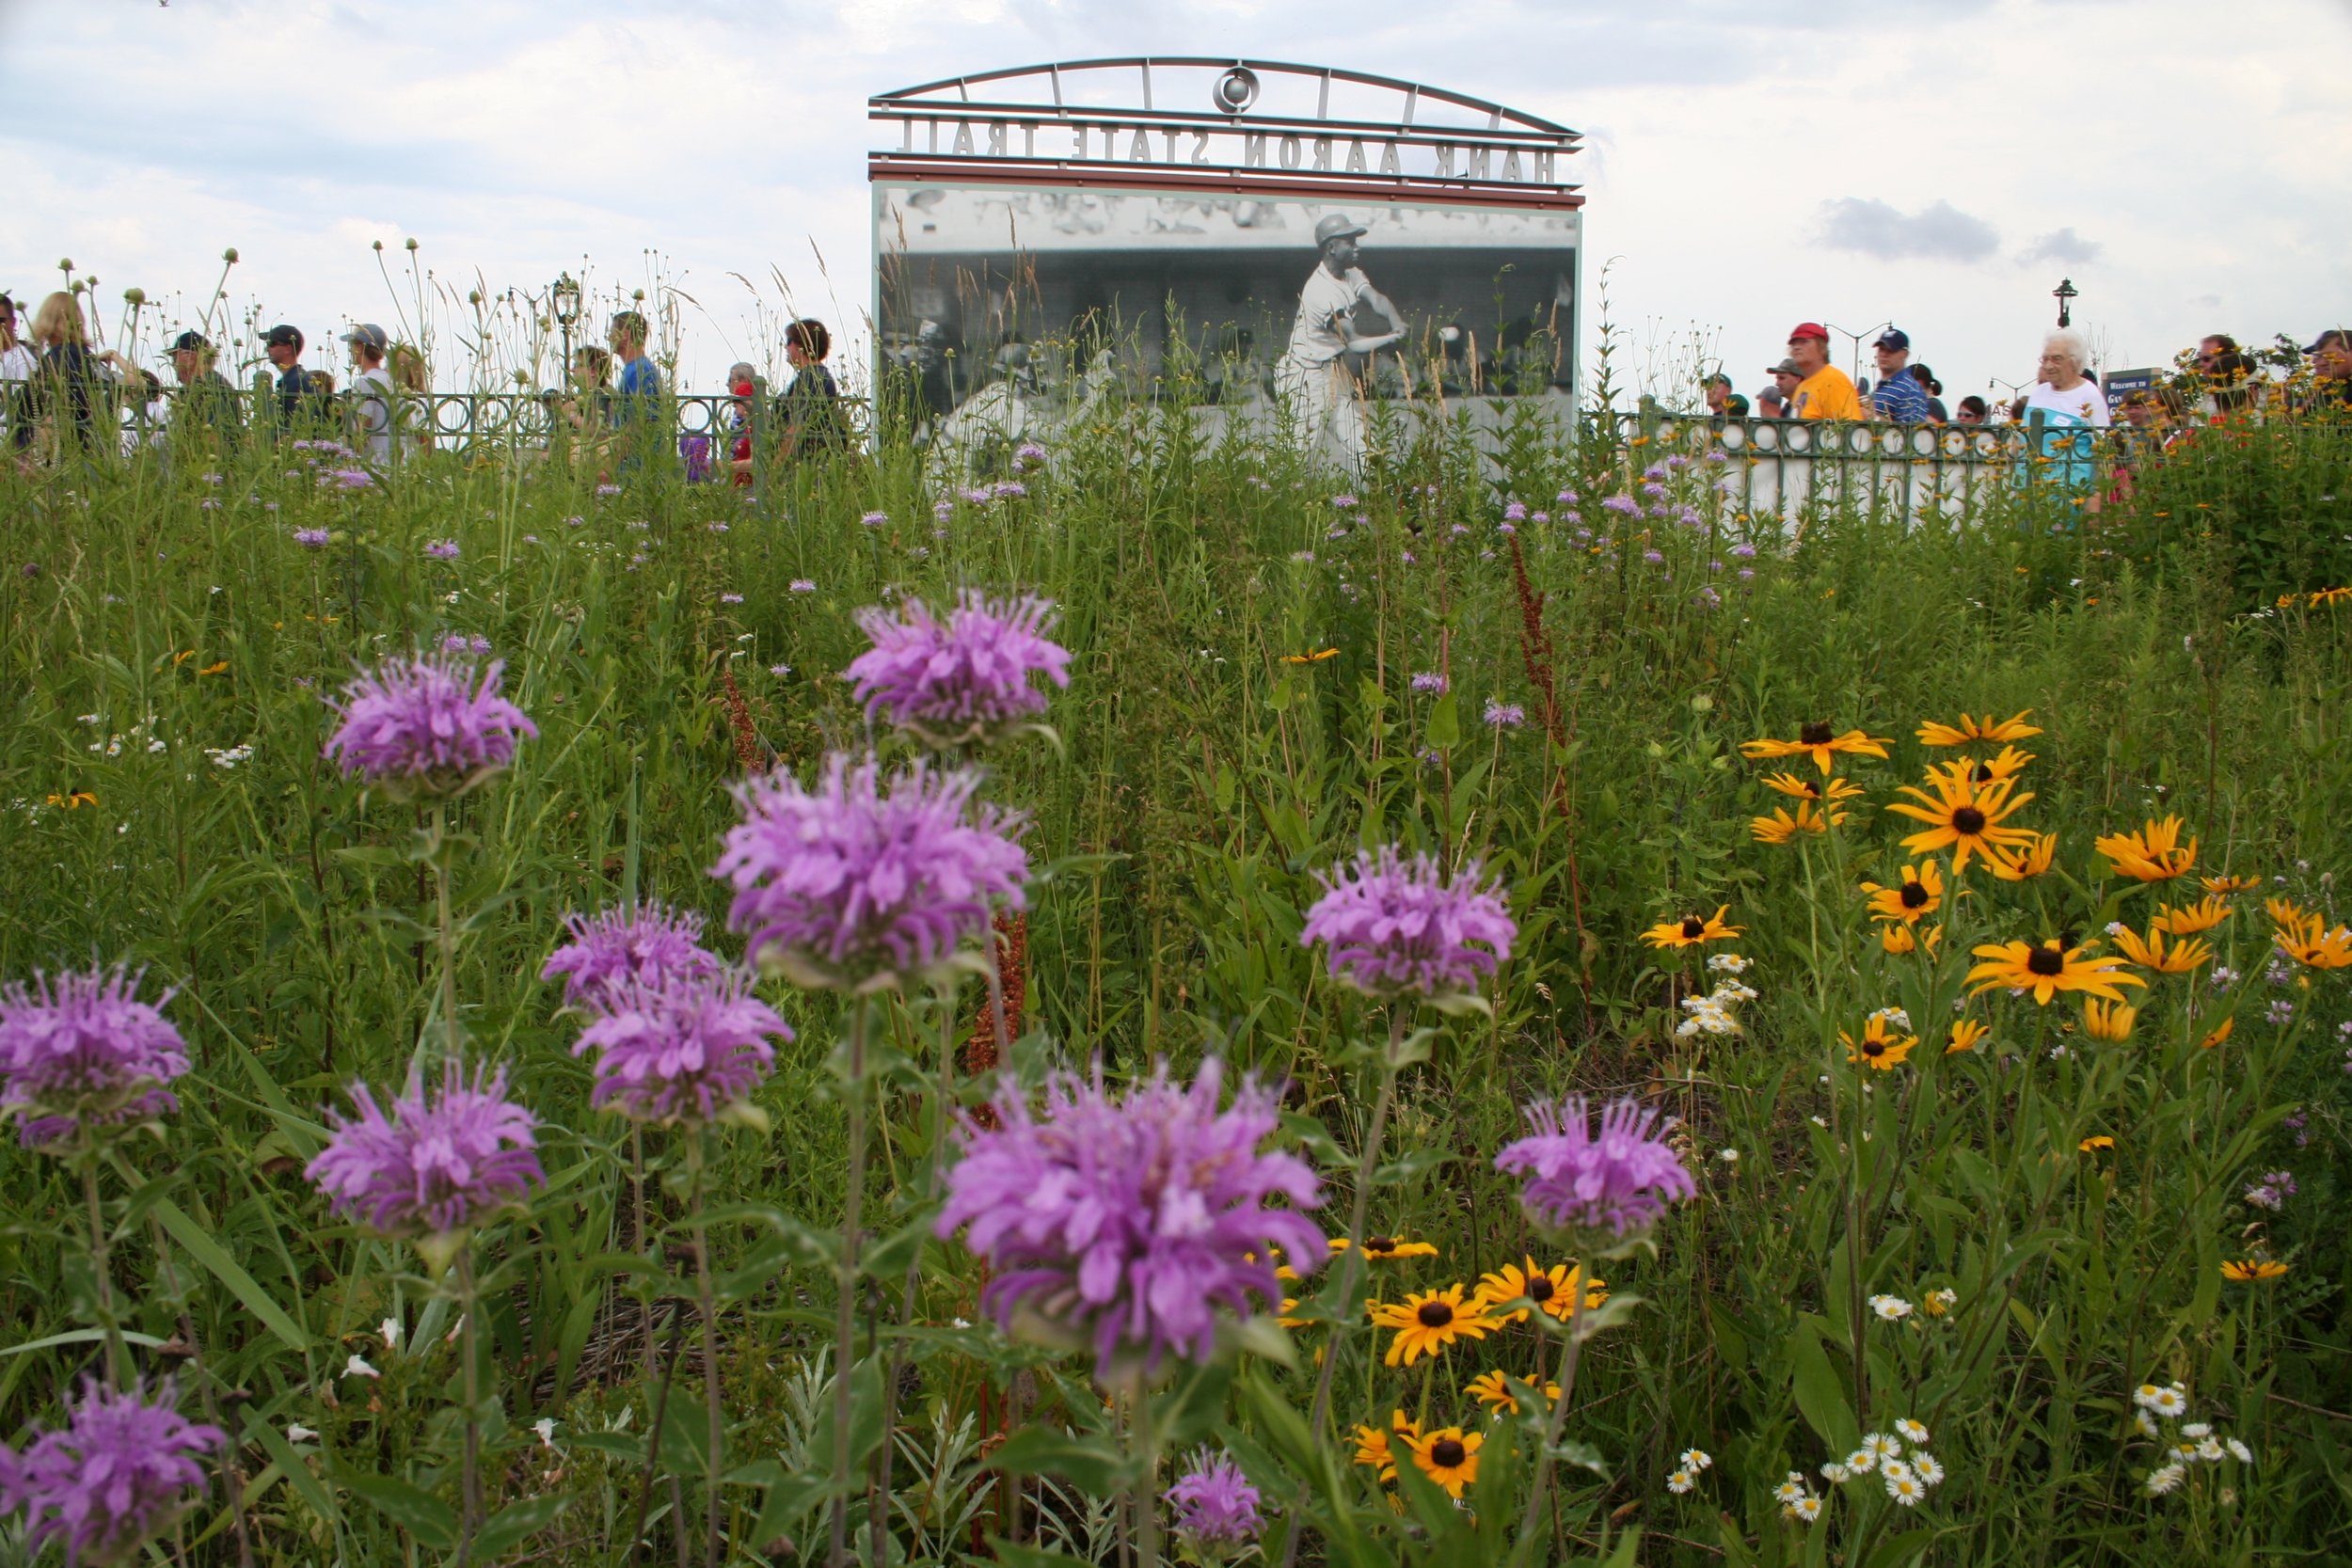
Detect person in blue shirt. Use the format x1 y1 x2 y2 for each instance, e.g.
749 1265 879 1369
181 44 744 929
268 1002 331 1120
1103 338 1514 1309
606 309 664 472
1867 328 1931 423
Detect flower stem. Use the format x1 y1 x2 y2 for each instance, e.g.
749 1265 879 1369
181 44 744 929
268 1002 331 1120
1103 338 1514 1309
827 995 872 1568
1280 1008 1404 1568
1130 1385 1161 1568
82 1158 127 1391
685 1135 724 1568
1510 1259 1590 1568
433 799 459 1067
454 1244 483 1568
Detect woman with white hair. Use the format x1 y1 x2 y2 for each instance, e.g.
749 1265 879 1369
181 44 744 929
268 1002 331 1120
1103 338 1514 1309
2017 327 2111 504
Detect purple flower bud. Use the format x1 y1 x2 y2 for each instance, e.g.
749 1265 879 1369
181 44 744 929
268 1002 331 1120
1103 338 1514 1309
542 903 726 1018
0 1379 224 1567
1484 700 1527 729
572 970 790 1126
845 592 1072 747
324 650 535 798
938 1059 1324 1380
293 528 331 548
424 539 459 560
1167 1449 1263 1544
1299 847 1515 1001
1496 1095 1695 1243
713 754 1028 990
1409 672 1448 694
0 966 189 1149
861 511 888 528
308 1060 543 1239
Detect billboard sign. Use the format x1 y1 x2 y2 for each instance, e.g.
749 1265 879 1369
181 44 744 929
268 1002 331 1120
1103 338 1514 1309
868 59 1584 467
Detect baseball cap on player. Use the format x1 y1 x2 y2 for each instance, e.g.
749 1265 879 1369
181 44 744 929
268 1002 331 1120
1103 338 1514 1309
1314 214 1368 246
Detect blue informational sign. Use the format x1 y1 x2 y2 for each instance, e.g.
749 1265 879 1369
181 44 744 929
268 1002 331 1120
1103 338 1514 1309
2102 367 2157 416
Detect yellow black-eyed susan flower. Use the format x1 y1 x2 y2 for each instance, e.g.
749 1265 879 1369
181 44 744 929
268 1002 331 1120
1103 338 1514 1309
1400 1427 1483 1498
2079 1134 2115 1152
1947 1019 1990 1054
2221 1259 2288 1282
1967 940 2148 1006
2111 924 2213 974
1352 1410 1420 1479
44 791 99 809
1861 860 1944 926
2201 874 2262 895
1464 1370 1560 1413
1279 648 1341 664
2201 1016 2235 1049
2267 898 2352 969
1642 907 1742 950
1927 744 2036 789
1915 710 2042 746
1988 832 2058 882
1740 721 1893 776
1840 1015 1917 1069
1759 771 1867 803
1887 773 2037 874
2153 895 2232 936
1370 1285 1497 1367
1753 801 1842 843
1330 1234 1439 1262
2094 816 2198 881
2083 997 2137 1042
1471 1259 1604 1324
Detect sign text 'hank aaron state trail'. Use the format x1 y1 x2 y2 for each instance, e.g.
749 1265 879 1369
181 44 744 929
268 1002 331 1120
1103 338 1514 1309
867 58 1585 469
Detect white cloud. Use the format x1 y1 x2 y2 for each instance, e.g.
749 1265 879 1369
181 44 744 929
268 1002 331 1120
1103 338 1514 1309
2018 229 2103 268
1817 199 2002 263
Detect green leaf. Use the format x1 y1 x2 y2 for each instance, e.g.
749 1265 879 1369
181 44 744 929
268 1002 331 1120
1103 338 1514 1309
988 1425 1137 1494
475 1495 570 1559
1863 1525 1941 1568
986 1542 1097 1568
342 1471 457 1551
751 1471 829 1552
1372 1147 1453 1185
152 1197 309 1351
1789 1326 1858 1454
1426 692 1462 750
1 1328 166 1357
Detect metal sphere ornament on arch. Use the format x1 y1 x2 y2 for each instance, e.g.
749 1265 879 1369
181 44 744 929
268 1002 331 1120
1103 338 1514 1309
1214 66 1261 114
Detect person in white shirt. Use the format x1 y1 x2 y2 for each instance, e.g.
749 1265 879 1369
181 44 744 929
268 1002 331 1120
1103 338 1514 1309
1275 214 1405 469
0 295 38 455
342 322 398 462
2018 327 2111 503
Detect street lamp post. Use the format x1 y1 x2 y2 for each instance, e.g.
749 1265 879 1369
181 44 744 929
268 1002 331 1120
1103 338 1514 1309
2054 278 2077 328
551 273 581 384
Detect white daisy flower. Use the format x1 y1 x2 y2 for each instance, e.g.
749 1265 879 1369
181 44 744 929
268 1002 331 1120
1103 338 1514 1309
1786 1496 1822 1523
1680 1449 1713 1471
1884 1471 1926 1506
1845 1448 1878 1475
1863 1433 1903 1462
2194 1437 2225 1463
1708 953 1750 974
1881 1459 1914 1484
2226 1438 2252 1465
1895 1418 1930 1446
1821 1462 1852 1483
2145 1462 2186 1496
1667 1469 1695 1495
2149 1385 2188 1418
1913 1453 1946 1487
1773 1478 1808 1503
2180 1422 2211 1439
2136 1410 2162 1439
1870 1294 1914 1322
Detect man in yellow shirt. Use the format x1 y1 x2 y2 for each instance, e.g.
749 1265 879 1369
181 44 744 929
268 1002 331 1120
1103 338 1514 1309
1786 322 1862 420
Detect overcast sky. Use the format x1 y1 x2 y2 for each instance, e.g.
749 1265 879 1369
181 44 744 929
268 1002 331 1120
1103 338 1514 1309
5 0 2347 408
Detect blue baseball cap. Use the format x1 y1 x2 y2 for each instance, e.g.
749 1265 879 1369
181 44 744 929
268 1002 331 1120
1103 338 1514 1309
1875 327 1911 352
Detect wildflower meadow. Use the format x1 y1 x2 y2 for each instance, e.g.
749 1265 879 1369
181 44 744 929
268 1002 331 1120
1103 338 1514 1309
3 381 2351 1568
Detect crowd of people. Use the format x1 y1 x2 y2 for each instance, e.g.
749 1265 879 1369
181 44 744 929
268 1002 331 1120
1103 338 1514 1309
0 290 849 481
3 280 2344 489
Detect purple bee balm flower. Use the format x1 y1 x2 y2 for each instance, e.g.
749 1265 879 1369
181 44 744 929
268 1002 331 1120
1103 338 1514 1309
1602 494 1641 516
323 650 535 798
292 528 331 548
307 1059 543 1240
542 902 726 1017
0 1378 224 1568
844 591 1073 747
1299 847 1516 1001
720 592 744 605
1016 441 1049 462
1409 672 1448 695
0 966 189 1150
1484 700 1527 729
572 969 789 1125
1503 501 1528 521
788 578 816 594
1495 1094 1695 1245
938 1058 1325 1382
861 511 888 527
1166 1448 1263 1545
424 539 458 560
326 467 373 489
596 483 622 497
713 753 1028 990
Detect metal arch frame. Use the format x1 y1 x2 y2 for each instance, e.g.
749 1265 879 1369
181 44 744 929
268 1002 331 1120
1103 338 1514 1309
869 56 1579 143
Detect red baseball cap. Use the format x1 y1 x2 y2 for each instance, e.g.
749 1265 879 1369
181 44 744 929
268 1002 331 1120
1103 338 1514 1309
1788 322 1830 343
